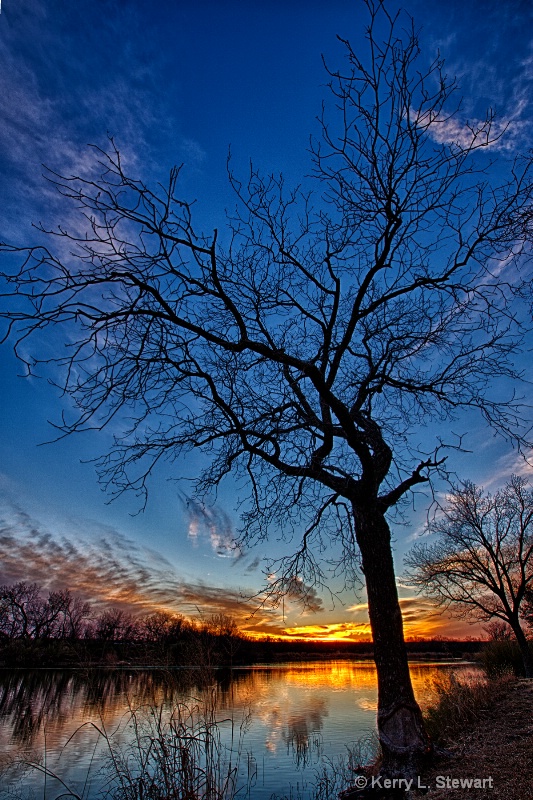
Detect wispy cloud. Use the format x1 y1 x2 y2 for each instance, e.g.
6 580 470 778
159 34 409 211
0 499 177 611
423 112 524 153
0 0 200 244
0 492 484 640
410 0 533 156
481 450 533 490
0 496 257 621
280 576 325 615
183 496 241 558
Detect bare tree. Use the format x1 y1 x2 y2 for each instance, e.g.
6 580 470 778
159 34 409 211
523 589 533 631
2 1 533 779
0 583 91 640
204 613 242 664
406 477 533 677
0 583 42 639
204 613 240 639
94 608 140 642
139 610 186 643
50 589 91 640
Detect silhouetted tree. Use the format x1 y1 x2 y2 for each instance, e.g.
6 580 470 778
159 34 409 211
204 613 242 664
3 1 533 779
524 587 533 625
59 591 92 639
0 583 91 640
406 477 533 677
484 620 513 642
204 613 240 638
0 583 41 639
94 608 139 642
139 610 187 642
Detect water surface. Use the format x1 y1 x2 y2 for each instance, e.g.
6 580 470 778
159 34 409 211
0 661 480 799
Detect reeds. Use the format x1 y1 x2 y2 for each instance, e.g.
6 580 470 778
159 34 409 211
98 688 253 800
479 638 532 677
270 733 380 800
2 686 253 800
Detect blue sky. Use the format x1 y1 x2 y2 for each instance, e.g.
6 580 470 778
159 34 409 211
1 0 533 640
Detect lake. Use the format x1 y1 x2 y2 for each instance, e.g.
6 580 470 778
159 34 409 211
0 661 480 799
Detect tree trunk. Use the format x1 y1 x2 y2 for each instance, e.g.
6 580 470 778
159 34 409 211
353 503 431 778
511 620 533 678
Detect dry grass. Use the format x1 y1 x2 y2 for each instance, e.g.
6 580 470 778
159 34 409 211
414 678 533 800
98 691 253 799
422 671 512 746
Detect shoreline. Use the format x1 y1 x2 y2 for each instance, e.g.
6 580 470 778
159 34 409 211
0 654 477 670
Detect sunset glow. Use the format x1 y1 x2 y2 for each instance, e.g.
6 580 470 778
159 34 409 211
0 496 483 641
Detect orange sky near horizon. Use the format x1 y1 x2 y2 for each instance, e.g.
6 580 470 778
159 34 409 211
0 499 486 643
234 615 484 643
154 594 485 643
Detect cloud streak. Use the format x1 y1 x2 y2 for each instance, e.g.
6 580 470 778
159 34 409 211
0 496 270 629
422 111 523 153
0 493 482 640
417 1 533 155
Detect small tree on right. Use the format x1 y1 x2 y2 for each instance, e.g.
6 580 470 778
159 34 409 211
406 476 533 677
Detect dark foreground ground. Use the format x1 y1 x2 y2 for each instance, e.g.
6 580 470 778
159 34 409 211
413 679 533 800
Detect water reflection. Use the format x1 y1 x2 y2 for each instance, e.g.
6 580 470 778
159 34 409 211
0 668 182 747
0 662 474 747
0 661 479 799
0 670 81 745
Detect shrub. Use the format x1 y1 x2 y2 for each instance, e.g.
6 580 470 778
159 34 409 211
479 638 532 678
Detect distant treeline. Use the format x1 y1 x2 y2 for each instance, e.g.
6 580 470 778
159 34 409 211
1 580 203 642
0 580 246 666
0 581 482 667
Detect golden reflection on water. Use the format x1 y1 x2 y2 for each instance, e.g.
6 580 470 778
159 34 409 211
0 660 478 772
279 661 378 688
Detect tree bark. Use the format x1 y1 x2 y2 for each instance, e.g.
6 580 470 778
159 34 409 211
511 620 533 679
353 503 431 778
